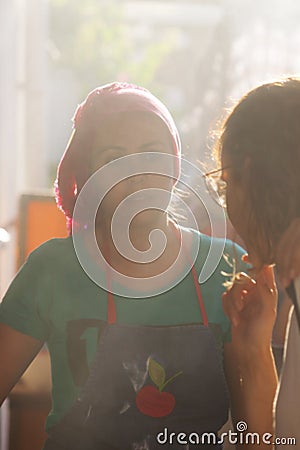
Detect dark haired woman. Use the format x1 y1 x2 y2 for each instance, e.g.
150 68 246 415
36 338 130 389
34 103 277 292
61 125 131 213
209 77 300 448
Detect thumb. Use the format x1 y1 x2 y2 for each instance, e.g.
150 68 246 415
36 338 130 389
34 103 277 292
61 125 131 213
241 253 249 263
257 265 277 296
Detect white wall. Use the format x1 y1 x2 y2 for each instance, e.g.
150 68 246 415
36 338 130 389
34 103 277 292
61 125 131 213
0 1 48 448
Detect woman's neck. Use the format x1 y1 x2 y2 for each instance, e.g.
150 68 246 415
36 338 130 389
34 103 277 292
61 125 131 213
95 212 172 260
91 213 193 287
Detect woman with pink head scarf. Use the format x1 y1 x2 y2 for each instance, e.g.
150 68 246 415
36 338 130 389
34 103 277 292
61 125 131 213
0 82 250 449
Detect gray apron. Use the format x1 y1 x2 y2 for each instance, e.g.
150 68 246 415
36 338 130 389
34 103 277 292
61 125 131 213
44 247 229 449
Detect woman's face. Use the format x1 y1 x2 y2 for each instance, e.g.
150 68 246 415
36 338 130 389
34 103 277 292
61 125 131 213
89 111 175 224
221 150 250 243
221 148 267 267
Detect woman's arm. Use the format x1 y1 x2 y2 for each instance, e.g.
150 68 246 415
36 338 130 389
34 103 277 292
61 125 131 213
223 266 278 449
224 343 277 449
0 323 44 405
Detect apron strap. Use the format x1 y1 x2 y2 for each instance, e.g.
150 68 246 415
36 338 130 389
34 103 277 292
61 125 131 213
172 224 208 327
105 225 209 327
190 264 208 326
104 242 117 324
107 290 117 325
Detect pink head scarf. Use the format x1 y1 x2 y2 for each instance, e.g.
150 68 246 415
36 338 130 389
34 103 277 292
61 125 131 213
55 82 181 231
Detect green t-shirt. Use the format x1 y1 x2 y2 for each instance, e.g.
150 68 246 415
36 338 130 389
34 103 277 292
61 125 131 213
0 228 246 430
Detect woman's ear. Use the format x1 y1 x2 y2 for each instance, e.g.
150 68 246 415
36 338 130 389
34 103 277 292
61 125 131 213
239 156 252 186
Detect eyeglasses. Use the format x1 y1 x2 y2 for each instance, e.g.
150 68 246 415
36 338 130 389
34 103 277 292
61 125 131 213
203 167 229 208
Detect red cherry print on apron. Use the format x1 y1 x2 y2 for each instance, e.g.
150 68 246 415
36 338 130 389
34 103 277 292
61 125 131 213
136 358 182 418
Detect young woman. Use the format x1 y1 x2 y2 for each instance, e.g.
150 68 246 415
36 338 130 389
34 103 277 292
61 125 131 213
209 77 300 448
0 82 264 449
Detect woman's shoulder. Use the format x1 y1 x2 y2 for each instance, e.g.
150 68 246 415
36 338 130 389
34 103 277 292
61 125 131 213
181 226 246 258
26 236 76 266
180 226 247 283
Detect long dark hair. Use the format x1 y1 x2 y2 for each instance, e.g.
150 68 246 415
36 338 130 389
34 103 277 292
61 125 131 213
215 77 300 264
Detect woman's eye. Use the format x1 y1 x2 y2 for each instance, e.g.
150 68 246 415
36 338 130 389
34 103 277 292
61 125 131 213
102 151 125 164
104 155 120 164
144 152 161 162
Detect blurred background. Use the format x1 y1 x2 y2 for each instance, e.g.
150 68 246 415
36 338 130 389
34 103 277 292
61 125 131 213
0 0 300 448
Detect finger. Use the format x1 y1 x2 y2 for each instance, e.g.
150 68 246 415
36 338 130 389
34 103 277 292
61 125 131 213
260 265 276 290
241 253 249 263
255 266 278 310
233 271 257 288
241 254 254 270
222 275 256 326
